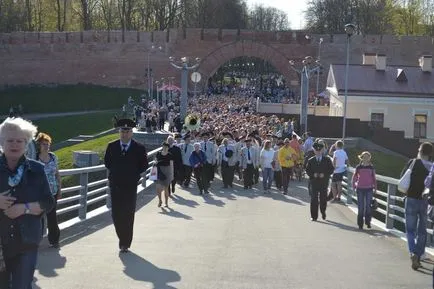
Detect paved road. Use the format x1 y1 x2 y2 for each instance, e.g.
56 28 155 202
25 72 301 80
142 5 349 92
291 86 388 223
34 179 432 289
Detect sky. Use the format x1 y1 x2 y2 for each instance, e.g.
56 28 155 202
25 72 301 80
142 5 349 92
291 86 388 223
246 0 309 30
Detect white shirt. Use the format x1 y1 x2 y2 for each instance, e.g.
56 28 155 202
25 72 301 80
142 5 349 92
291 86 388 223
120 140 132 151
260 149 275 168
333 149 348 173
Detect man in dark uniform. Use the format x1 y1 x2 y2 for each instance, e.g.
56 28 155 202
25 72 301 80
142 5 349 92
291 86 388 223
104 119 148 253
305 141 334 222
167 134 182 195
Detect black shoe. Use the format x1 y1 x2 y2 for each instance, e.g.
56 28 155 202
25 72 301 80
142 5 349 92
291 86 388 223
229 184 233 188
310 218 317 222
366 224 371 229
49 243 59 249
321 213 326 220
283 192 287 195
199 190 203 195
120 247 129 253
244 186 248 190
358 225 363 230
204 190 209 194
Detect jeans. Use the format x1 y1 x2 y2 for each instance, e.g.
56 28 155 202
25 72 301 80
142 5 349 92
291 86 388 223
405 197 428 258
4 249 38 289
356 188 373 227
262 168 274 190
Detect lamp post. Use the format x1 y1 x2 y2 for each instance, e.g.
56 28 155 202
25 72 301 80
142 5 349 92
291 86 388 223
342 23 355 140
289 56 321 135
169 56 201 120
160 77 167 107
168 76 175 102
146 45 162 98
154 80 160 107
314 37 324 115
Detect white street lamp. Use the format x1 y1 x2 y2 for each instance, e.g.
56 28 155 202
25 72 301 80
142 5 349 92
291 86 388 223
342 23 356 140
289 56 321 134
314 37 324 115
169 56 201 120
147 45 162 98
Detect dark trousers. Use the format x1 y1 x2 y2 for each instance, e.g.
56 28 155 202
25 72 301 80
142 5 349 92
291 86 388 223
221 161 235 187
3 249 38 289
310 185 327 220
182 165 192 186
110 185 137 249
274 170 282 189
168 166 181 193
282 167 293 193
46 197 60 245
202 163 213 190
243 164 254 188
193 166 205 192
253 167 260 184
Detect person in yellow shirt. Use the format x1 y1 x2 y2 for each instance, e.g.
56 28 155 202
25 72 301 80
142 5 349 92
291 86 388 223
278 138 297 195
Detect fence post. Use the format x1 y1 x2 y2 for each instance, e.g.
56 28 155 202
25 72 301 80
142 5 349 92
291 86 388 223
78 172 89 220
106 170 112 209
386 184 396 229
346 170 353 204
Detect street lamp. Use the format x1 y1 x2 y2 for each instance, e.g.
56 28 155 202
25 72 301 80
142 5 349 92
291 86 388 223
169 56 201 120
146 45 162 98
160 77 166 107
154 80 160 107
342 23 356 140
315 37 324 114
289 56 321 135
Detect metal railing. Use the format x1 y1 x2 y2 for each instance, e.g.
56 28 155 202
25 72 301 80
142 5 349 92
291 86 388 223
342 167 433 246
56 147 161 227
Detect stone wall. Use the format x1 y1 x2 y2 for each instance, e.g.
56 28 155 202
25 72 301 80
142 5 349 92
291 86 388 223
0 29 433 90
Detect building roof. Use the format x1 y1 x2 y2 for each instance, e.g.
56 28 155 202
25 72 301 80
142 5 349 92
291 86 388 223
328 64 434 97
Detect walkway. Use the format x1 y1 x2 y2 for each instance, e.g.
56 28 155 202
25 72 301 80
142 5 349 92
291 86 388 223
34 179 432 289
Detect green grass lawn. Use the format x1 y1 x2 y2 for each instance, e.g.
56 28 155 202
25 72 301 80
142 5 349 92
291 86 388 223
54 133 118 170
0 84 145 114
346 148 407 179
33 112 116 144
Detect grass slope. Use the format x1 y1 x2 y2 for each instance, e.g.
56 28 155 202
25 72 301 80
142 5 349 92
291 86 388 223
54 133 118 170
346 148 407 179
33 112 116 144
0 84 143 114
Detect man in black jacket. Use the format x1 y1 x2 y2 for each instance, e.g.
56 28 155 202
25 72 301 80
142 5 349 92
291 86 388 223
104 119 148 253
305 141 334 221
168 134 182 195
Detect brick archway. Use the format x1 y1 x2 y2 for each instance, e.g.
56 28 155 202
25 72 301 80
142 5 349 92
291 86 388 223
197 40 295 86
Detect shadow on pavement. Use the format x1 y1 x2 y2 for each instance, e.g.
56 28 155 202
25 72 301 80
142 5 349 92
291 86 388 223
119 251 181 288
41 193 156 248
203 194 226 207
171 194 200 208
36 248 67 277
159 206 193 220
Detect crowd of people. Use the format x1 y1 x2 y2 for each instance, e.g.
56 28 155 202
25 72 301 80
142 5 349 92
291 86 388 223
0 90 434 287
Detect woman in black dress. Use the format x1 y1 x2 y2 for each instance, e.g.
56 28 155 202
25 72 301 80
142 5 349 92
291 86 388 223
155 142 174 208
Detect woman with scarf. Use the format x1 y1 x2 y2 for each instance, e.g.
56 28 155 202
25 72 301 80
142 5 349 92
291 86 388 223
0 117 54 289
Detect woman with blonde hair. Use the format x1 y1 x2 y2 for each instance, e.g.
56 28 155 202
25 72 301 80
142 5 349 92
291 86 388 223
352 151 377 230
0 117 54 288
36 132 62 248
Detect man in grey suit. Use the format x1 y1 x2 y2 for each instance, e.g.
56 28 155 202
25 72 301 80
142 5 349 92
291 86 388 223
200 132 215 193
240 138 259 189
218 138 237 188
180 134 194 187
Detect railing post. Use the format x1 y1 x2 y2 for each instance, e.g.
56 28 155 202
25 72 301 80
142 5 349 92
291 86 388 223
346 170 353 204
106 170 112 209
78 172 89 220
386 184 396 229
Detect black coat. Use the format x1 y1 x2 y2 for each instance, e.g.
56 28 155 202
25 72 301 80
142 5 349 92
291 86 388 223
305 155 334 189
169 145 182 170
104 139 148 187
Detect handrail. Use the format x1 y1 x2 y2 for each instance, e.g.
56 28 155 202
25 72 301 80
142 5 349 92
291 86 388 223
54 147 161 228
343 167 434 247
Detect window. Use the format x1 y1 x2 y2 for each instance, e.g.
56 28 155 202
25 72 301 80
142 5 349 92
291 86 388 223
414 114 427 138
370 113 384 128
